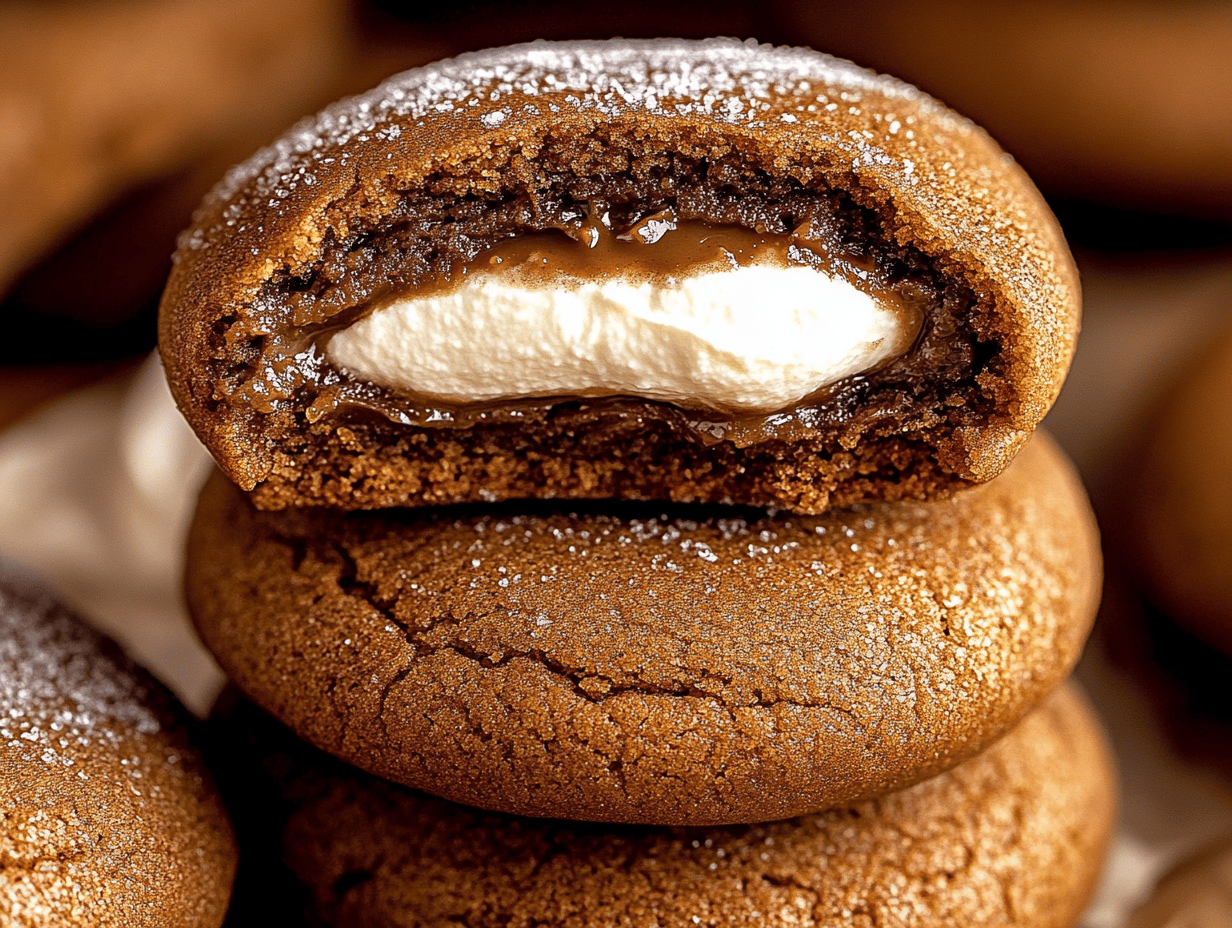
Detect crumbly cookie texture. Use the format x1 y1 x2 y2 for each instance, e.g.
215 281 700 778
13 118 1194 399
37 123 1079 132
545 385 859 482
0 561 236 928
160 38 1079 513
186 433 1100 825
216 683 1116 928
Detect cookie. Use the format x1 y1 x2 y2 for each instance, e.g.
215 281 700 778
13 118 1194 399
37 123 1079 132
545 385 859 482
1127 837 1232 928
160 38 1079 514
186 432 1100 825
0 560 236 926
0 0 352 299
215 682 1115 928
1128 327 1232 653
775 0 1232 220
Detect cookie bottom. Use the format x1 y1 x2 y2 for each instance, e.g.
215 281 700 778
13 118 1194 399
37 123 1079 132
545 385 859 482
215 682 1114 928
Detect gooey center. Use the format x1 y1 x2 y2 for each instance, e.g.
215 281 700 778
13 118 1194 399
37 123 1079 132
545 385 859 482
323 214 923 416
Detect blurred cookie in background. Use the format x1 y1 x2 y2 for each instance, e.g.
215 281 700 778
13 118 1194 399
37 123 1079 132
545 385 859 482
1127 836 1232 927
1127 326 1232 655
0 0 350 297
0 0 451 364
1 164 222 364
1091 307 1232 783
771 0 1232 224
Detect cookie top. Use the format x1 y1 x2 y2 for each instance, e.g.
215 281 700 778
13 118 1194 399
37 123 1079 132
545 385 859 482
186 432 1100 825
1128 837 1232 928
218 683 1115 928
1129 327 1232 652
0 560 236 927
161 38 1079 513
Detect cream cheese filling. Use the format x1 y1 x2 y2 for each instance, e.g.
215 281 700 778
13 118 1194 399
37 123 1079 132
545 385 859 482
324 262 916 414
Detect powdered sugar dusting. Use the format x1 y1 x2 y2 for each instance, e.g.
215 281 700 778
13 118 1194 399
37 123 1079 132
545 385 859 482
197 38 948 227
0 561 161 769
0 560 236 926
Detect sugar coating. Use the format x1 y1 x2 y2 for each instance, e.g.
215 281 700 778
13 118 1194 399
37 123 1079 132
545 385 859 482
186 433 1101 826
0 562 161 762
0 561 236 928
195 38 944 231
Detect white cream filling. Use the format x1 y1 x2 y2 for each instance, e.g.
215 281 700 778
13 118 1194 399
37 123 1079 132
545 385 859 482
325 263 914 413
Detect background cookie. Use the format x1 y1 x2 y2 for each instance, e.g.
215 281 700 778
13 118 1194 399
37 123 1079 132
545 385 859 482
1127 326 1232 653
161 38 1079 515
0 559 236 927
773 0 1232 222
0 0 353 299
215 682 1115 928
1126 836 1232 927
187 432 1100 825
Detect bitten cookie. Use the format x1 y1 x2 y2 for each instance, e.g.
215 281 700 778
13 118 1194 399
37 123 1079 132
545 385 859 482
186 432 1100 825
1128 327 1232 653
216 683 1116 928
0 560 236 927
160 38 1080 514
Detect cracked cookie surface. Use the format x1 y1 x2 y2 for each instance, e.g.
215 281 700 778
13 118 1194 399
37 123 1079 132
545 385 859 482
186 432 1100 825
216 683 1115 928
0 560 236 928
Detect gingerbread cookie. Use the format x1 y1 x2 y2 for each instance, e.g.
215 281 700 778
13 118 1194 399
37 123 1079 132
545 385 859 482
216 682 1115 928
0 560 236 926
186 432 1099 825
160 38 1079 514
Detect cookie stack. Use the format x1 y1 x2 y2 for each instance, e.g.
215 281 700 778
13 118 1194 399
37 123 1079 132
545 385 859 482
161 40 1115 925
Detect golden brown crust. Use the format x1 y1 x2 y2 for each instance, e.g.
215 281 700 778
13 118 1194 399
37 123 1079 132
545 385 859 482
1129 328 1232 653
186 433 1100 825
221 683 1117 928
0 562 237 928
160 38 1079 513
